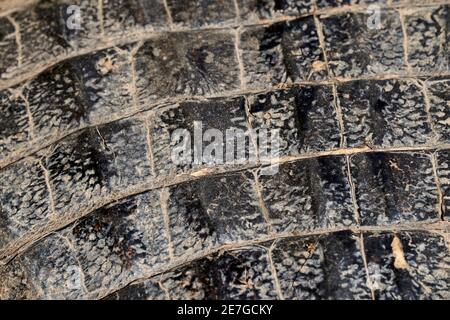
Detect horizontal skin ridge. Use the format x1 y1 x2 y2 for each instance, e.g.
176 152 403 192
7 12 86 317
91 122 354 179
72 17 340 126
92 220 450 299
1 218 448 299
1 143 450 265
0 0 449 91
2 71 450 171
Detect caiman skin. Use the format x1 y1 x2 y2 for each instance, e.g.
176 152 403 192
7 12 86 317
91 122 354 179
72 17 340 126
0 0 449 300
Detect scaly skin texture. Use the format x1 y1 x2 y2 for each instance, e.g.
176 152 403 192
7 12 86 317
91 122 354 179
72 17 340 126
0 0 449 300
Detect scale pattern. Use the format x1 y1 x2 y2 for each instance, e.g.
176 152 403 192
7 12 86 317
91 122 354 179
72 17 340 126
0 0 449 300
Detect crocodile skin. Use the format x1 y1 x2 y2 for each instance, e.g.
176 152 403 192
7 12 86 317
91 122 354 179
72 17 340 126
0 0 449 300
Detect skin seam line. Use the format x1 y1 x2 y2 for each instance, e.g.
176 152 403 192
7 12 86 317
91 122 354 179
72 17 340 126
143 117 156 176
313 8 347 148
358 232 376 300
252 170 274 234
159 188 175 261
267 241 284 300
346 154 376 300
6 15 22 67
415 79 439 140
55 234 89 295
162 0 174 28
16 89 36 139
97 0 104 37
233 0 241 24
431 152 445 220
38 159 57 220
234 27 246 90
398 9 412 74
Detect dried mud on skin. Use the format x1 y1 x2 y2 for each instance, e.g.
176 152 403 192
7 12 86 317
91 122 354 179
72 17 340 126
0 0 449 300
